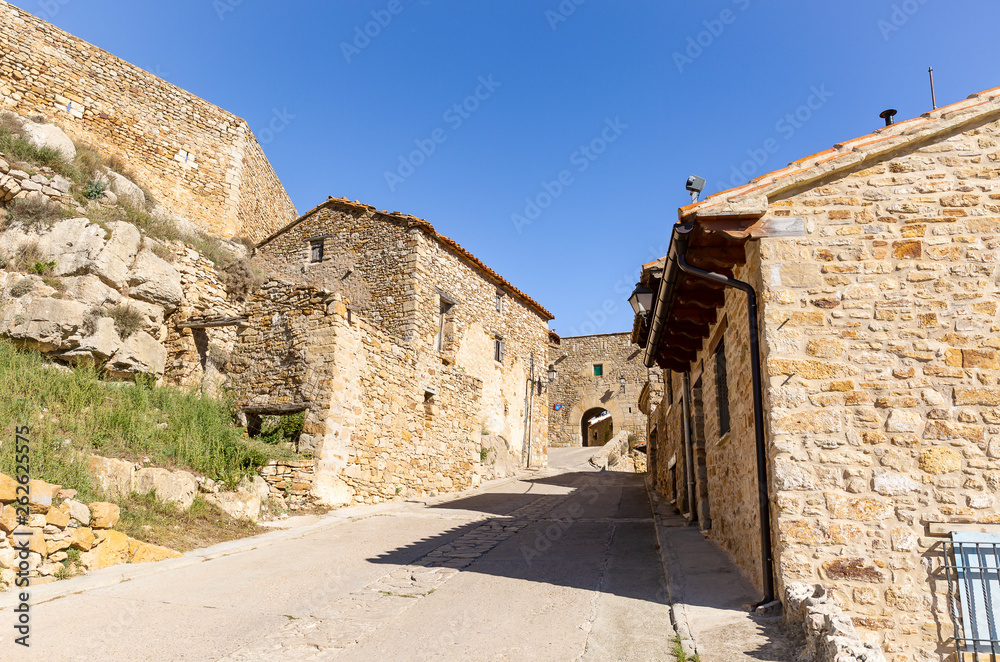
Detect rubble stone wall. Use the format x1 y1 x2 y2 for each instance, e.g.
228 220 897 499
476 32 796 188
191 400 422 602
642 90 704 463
547 332 656 448
228 279 488 505
0 2 296 240
758 117 1000 660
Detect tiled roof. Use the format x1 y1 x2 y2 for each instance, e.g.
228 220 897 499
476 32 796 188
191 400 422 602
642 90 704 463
257 197 554 321
679 85 1000 221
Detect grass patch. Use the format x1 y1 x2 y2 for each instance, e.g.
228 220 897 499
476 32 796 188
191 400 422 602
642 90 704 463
672 635 700 662
9 279 32 298
6 197 67 230
0 113 64 169
0 340 297 494
115 492 266 552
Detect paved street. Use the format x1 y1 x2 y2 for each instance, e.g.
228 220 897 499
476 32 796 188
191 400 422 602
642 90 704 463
2 449 675 661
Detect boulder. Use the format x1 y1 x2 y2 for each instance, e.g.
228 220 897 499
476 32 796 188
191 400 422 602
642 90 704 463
130 541 182 564
0 474 17 502
0 505 18 534
81 529 130 570
86 454 135 497
62 316 122 363
311 475 356 507
70 526 96 551
50 174 72 194
119 297 165 333
205 490 261 522
90 221 141 288
60 499 91 526
127 249 182 311
27 479 58 513
105 331 166 379
21 118 76 161
45 508 70 528
88 502 120 529
97 168 145 208
3 296 87 352
238 475 271 501
134 467 197 510
13 526 45 556
60 274 121 309
36 218 107 277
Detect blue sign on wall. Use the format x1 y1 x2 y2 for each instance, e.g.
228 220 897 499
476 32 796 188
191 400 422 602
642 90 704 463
553 403 562 411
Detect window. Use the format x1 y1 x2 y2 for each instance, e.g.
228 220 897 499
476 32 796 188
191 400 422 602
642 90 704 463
435 298 454 351
593 364 603 377
715 340 730 436
309 239 324 263
494 336 505 363
495 290 504 313
944 532 1000 656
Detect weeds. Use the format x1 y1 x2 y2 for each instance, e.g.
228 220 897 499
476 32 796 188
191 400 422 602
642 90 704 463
0 113 65 168
114 492 266 552
0 339 296 494
672 635 700 662
9 279 32 298
104 304 144 339
30 260 56 276
7 197 66 230
82 180 107 200
13 240 42 272
257 412 304 448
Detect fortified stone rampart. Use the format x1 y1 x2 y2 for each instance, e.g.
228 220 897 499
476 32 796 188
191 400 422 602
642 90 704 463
0 2 297 240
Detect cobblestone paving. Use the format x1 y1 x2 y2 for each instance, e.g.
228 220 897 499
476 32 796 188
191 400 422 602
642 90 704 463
219 496 563 661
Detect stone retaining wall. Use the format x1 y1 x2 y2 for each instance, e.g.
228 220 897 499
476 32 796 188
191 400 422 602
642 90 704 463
0 2 296 240
786 584 886 662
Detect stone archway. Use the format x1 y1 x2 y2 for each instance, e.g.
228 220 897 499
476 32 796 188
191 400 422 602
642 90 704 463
580 407 613 446
567 395 626 447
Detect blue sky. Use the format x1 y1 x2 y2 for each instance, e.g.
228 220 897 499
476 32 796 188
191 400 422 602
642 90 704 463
13 0 1000 336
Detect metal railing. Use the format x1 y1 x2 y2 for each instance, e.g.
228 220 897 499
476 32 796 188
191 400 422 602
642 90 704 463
943 536 1000 661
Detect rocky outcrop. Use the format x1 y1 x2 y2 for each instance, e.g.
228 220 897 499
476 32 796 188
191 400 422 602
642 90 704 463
96 168 145 208
91 221 141 288
589 431 631 471
205 490 261 522
133 467 197 510
127 249 182 311
19 117 76 161
2 297 87 352
105 331 167 379
87 454 136 497
479 434 518 481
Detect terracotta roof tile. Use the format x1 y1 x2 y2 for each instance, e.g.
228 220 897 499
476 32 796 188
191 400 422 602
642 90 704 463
680 83 1000 221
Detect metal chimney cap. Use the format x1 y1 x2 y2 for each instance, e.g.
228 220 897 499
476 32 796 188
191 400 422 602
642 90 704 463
879 109 898 126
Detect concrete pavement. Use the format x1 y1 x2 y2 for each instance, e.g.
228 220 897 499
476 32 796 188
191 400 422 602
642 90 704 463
0 449 677 661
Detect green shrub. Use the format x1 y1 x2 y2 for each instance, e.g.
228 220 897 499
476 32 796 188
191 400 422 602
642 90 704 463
258 412 304 447
82 180 107 200
9 279 32 298
7 197 65 230
30 260 56 276
105 304 144 338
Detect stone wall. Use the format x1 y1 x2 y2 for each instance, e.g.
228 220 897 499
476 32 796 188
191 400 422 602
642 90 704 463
756 117 1000 660
0 2 296 240
647 259 764 590
548 332 659 448
256 199 554 471
228 278 490 505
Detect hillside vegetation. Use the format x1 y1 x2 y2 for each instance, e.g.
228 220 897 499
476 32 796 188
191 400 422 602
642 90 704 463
0 339 295 501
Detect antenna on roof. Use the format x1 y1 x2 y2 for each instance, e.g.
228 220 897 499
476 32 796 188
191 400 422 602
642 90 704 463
928 67 937 110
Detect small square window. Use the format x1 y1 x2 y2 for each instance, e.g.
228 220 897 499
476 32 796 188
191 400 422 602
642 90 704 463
494 337 505 363
593 364 603 377
309 239 324 263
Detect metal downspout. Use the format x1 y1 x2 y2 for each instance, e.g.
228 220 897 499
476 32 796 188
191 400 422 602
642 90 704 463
681 372 696 522
675 244 775 608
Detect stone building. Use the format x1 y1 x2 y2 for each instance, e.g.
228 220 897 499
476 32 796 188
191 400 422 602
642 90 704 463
0 2 297 240
635 86 1000 661
228 197 554 505
546 331 658 447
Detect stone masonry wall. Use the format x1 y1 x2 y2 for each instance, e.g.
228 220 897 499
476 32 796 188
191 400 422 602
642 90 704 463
758 117 1000 660
414 230 551 469
228 278 488 506
255 202 413 337
0 2 297 240
548 332 658 448
648 260 764 591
